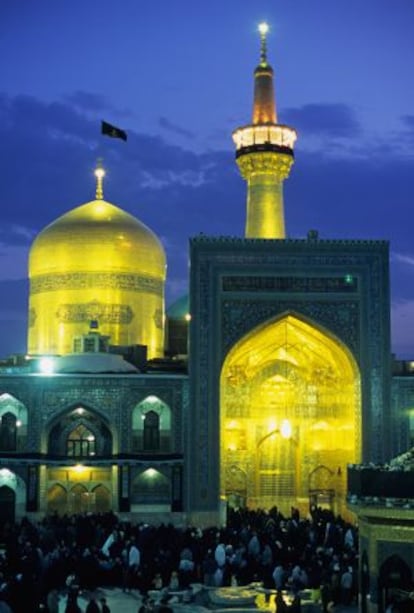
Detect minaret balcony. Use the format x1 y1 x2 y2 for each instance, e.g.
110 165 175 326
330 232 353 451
232 124 297 156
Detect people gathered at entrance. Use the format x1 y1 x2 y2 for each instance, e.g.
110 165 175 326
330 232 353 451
0 505 358 612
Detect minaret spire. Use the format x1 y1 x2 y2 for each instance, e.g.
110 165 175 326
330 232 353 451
253 22 277 125
94 159 105 200
232 23 297 239
259 21 268 64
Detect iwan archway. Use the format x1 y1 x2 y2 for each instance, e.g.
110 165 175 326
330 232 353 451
220 313 361 516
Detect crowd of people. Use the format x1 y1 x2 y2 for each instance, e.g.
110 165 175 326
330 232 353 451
0 505 359 612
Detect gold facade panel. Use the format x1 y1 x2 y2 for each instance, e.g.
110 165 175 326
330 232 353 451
221 314 361 515
28 290 164 357
48 469 68 481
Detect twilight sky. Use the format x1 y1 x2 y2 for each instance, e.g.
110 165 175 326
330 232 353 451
1 0 414 358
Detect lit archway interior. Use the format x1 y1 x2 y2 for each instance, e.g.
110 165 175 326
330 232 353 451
220 314 361 515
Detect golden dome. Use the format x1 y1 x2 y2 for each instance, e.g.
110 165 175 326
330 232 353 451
29 199 166 277
28 196 166 359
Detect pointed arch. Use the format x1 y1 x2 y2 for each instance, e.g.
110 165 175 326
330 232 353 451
0 469 26 521
46 404 113 456
378 555 413 613
0 393 28 452
0 393 28 421
309 465 335 490
0 412 17 451
132 396 172 452
220 312 361 515
131 468 170 505
47 483 68 515
92 484 111 513
69 483 89 514
0 485 15 526
67 423 96 458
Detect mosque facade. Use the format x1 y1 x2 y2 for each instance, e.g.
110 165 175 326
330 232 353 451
0 25 413 561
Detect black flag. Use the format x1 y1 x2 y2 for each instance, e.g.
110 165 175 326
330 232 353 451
101 120 127 141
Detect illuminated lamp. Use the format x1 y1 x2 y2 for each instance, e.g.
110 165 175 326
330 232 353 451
39 357 55 375
280 419 292 439
258 22 269 36
94 166 105 180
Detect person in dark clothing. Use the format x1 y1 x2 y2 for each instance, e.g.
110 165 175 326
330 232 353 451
275 590 288 613
85 596 100 613
100 597 111 613
290 593 301 613
64 591 82 613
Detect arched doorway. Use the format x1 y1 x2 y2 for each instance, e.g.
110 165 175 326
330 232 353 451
378 555 413 613
220 313 360 515
0 485 15 526
309 465 335 511
0 393 28 452
257 429 297 510
225 465 247 509
93 484 111 512
69 484 89 514
47 483 68 514
143 411 160 450
131 468 170 508
0 413 17 451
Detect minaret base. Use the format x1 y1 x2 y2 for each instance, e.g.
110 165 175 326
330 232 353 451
236 151 294 239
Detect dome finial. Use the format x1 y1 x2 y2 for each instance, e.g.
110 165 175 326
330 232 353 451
94 159 105 200
258 22 269 65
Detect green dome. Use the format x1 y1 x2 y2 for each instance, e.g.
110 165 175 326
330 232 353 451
167 294 189 320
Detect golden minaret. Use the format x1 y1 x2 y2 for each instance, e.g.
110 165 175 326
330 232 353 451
232 23 297 238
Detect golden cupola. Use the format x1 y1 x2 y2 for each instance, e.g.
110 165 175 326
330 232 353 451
28 164 166 359
232 23 297 239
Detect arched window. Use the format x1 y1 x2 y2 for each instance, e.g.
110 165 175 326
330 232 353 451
67 424 96 458
132 397 171 452
143 411 160 451
0 412 17 451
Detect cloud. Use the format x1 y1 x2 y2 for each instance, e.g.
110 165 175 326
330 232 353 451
0 224 36 247
283 103 361 139
1 91 414 358
0 93 213 230
64 91 112 112
159 116 194 139
392 252 414 268
391 299 414 359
